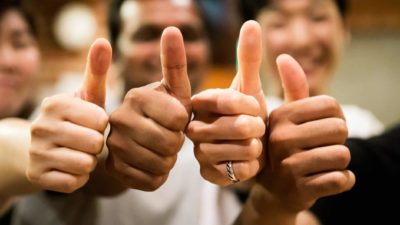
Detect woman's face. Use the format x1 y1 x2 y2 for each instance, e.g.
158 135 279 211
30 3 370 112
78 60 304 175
258 0 347 96
0 9 40 118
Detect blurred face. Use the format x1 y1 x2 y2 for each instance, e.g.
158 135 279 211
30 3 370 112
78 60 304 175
0 9 40 118
117 0 209 94
258 0 347 96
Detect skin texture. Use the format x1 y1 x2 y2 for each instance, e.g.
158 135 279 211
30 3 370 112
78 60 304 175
258 0 347 96
0 9 40 118
187 21 267 186
26 39 111 193
233 54 354 225
104 0 211 191
106 27 192 191
116 0 209 94
26 0 209 194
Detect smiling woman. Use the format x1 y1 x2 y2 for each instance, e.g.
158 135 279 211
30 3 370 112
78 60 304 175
238 0 384 139
0 0 40 119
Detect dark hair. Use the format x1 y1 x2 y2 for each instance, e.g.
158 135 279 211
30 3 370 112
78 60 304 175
0 0 37 37
108 0 208 50
239 0 348 22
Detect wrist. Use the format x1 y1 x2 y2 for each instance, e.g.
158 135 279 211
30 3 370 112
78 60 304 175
248 184 298 225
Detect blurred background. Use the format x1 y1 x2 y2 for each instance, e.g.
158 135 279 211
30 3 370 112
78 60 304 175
22 0 400 127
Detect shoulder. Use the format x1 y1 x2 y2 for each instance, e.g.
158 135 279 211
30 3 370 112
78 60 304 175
341 104 384 138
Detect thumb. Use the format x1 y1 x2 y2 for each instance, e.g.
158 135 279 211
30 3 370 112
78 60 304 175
78 38 112 108
276 54 309 102
233 20 263 95
232 20 266 118
160 27 191 113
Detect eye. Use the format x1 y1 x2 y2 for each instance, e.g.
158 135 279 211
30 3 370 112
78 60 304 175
310 12 330 22
131 27 162 42
12 33 35 49
180 26 204 42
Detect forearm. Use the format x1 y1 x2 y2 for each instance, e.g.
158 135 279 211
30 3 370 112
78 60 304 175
0 118 40 197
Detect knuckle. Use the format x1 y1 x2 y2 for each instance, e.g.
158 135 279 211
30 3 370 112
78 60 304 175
280 157 297 171
161 132 184 156
333 118 348 138
234 161 253 181
124 88 143 103
41 96 59 114
269 128 289 146
269 108 285 126
244 139 263 159
233 115 253 138
334 146 351 168
326 172 348 191
320 95 339 112
171 108 189 130
143 175 166 191
90 133 105 154
224 91 242 112
25 168 40 184
30 120 53 137
78 155 97 174
96 113 109 132
157 156 177 174
63 176 87 193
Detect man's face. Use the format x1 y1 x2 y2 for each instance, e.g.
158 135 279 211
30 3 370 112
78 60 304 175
117 0 209 94
258 0 347 96
0 9 40 118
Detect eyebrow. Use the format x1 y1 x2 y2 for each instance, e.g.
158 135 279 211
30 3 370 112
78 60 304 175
9 28 33 39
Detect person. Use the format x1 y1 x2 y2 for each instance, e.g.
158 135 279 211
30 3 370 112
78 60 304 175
0 0 41 222
187 20 355 225
238 0 384 138
1 0 354 224
5 1 243 225
310 125 400 225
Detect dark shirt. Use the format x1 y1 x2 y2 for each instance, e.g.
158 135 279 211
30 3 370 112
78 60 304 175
311 124 400 225
0 207 13 225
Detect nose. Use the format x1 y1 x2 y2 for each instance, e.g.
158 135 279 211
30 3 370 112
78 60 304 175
0 45 17 74
289 19 313 51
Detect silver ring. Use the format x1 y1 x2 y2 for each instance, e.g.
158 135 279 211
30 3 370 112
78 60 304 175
226 161 240 183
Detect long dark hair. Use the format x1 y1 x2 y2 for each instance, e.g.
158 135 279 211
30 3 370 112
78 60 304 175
0 0 37 37
239 0 348 22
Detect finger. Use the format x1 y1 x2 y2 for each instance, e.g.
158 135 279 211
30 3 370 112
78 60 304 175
200 160 260 186
106 133 177 176
234 21 263 97
194 139 262 164
106 155 168 192
187 115 265 142
302 170 355 199
160 27 191 112
191 89 260 116
284 117 348 151
31 170 89 193
234 21 266 118
287 145 351 176
276 54 309 102
79 38 112 108
274 95 345 124
109 106 185 157
49 121 105 154
44 148 97 175
40 95 109 132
